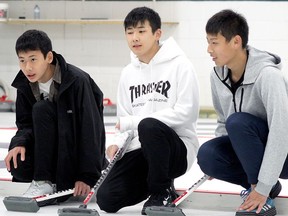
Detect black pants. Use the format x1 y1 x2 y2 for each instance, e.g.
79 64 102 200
10 100 58 183
97 117 187 213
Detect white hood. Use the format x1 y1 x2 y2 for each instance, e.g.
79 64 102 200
130 37 185 67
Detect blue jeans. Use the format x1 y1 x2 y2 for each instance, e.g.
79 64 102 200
197 112 288 189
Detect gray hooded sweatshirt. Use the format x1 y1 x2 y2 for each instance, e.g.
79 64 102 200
211 45 288 196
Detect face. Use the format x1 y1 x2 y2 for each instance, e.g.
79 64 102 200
18 50 53 83
125 20 161 63
206 33 240 68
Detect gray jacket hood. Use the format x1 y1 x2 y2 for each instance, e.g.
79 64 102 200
213 46 282 83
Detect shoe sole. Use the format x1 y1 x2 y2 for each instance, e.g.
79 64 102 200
269 181 282 199
141 207 147 215
37 198 57 207
141 184 179 215
235 207 276 216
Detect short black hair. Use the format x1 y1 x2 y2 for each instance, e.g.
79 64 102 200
206 9 249 48
124 6 161 34
15 29 52 58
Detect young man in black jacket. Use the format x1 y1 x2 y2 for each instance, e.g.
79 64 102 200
4 29 107 201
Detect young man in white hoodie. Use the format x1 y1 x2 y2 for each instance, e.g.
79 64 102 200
197 9 288 216
97 6 200 215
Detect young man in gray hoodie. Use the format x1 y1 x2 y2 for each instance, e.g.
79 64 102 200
197 9 288 216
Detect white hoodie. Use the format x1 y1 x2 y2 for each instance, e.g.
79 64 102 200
111 37 200 170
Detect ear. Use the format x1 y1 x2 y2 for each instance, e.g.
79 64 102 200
155 28 162 41
233 35 243 49
46 51 53 64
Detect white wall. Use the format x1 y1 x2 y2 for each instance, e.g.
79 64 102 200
0 1 287 107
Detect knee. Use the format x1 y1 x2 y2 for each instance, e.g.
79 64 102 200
226 113 240 129
10 155 33 182
197 143 218 175
97 187 121 213
197 143 214 166
226 112 250 132
138 118 159 134
138 118 164 148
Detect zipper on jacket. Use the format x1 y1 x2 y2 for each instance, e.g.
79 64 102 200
214 68 244 113
231 86 244 112
239 88 244 112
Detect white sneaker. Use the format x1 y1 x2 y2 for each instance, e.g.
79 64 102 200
23 180 55 198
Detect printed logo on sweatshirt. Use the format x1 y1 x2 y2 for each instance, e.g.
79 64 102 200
129 80 171 103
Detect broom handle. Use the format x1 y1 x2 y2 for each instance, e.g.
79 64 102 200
81 131 133 207
35 189 74 202
172 174 210 206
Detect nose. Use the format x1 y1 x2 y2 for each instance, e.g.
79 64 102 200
132 32 139 41
25 62 32 71
207 44 213 54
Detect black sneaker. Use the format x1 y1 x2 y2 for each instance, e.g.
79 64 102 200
269 180 281 199
141 187 178 215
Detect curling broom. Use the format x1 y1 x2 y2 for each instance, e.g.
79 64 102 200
3 188 75 212
3 130 133 213
58 130 133 216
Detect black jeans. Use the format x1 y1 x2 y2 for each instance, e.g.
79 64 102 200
10 100 58 183
97 117 187 213
197 112 288 189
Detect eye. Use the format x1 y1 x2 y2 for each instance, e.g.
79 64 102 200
126 30 134 35
208 40 217 45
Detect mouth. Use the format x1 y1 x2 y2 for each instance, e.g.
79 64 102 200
26 74 36 80
133 44 141 48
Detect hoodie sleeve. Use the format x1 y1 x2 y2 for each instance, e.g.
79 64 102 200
255 69 288 196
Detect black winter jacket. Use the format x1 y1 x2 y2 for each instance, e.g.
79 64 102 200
9 52 106 191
